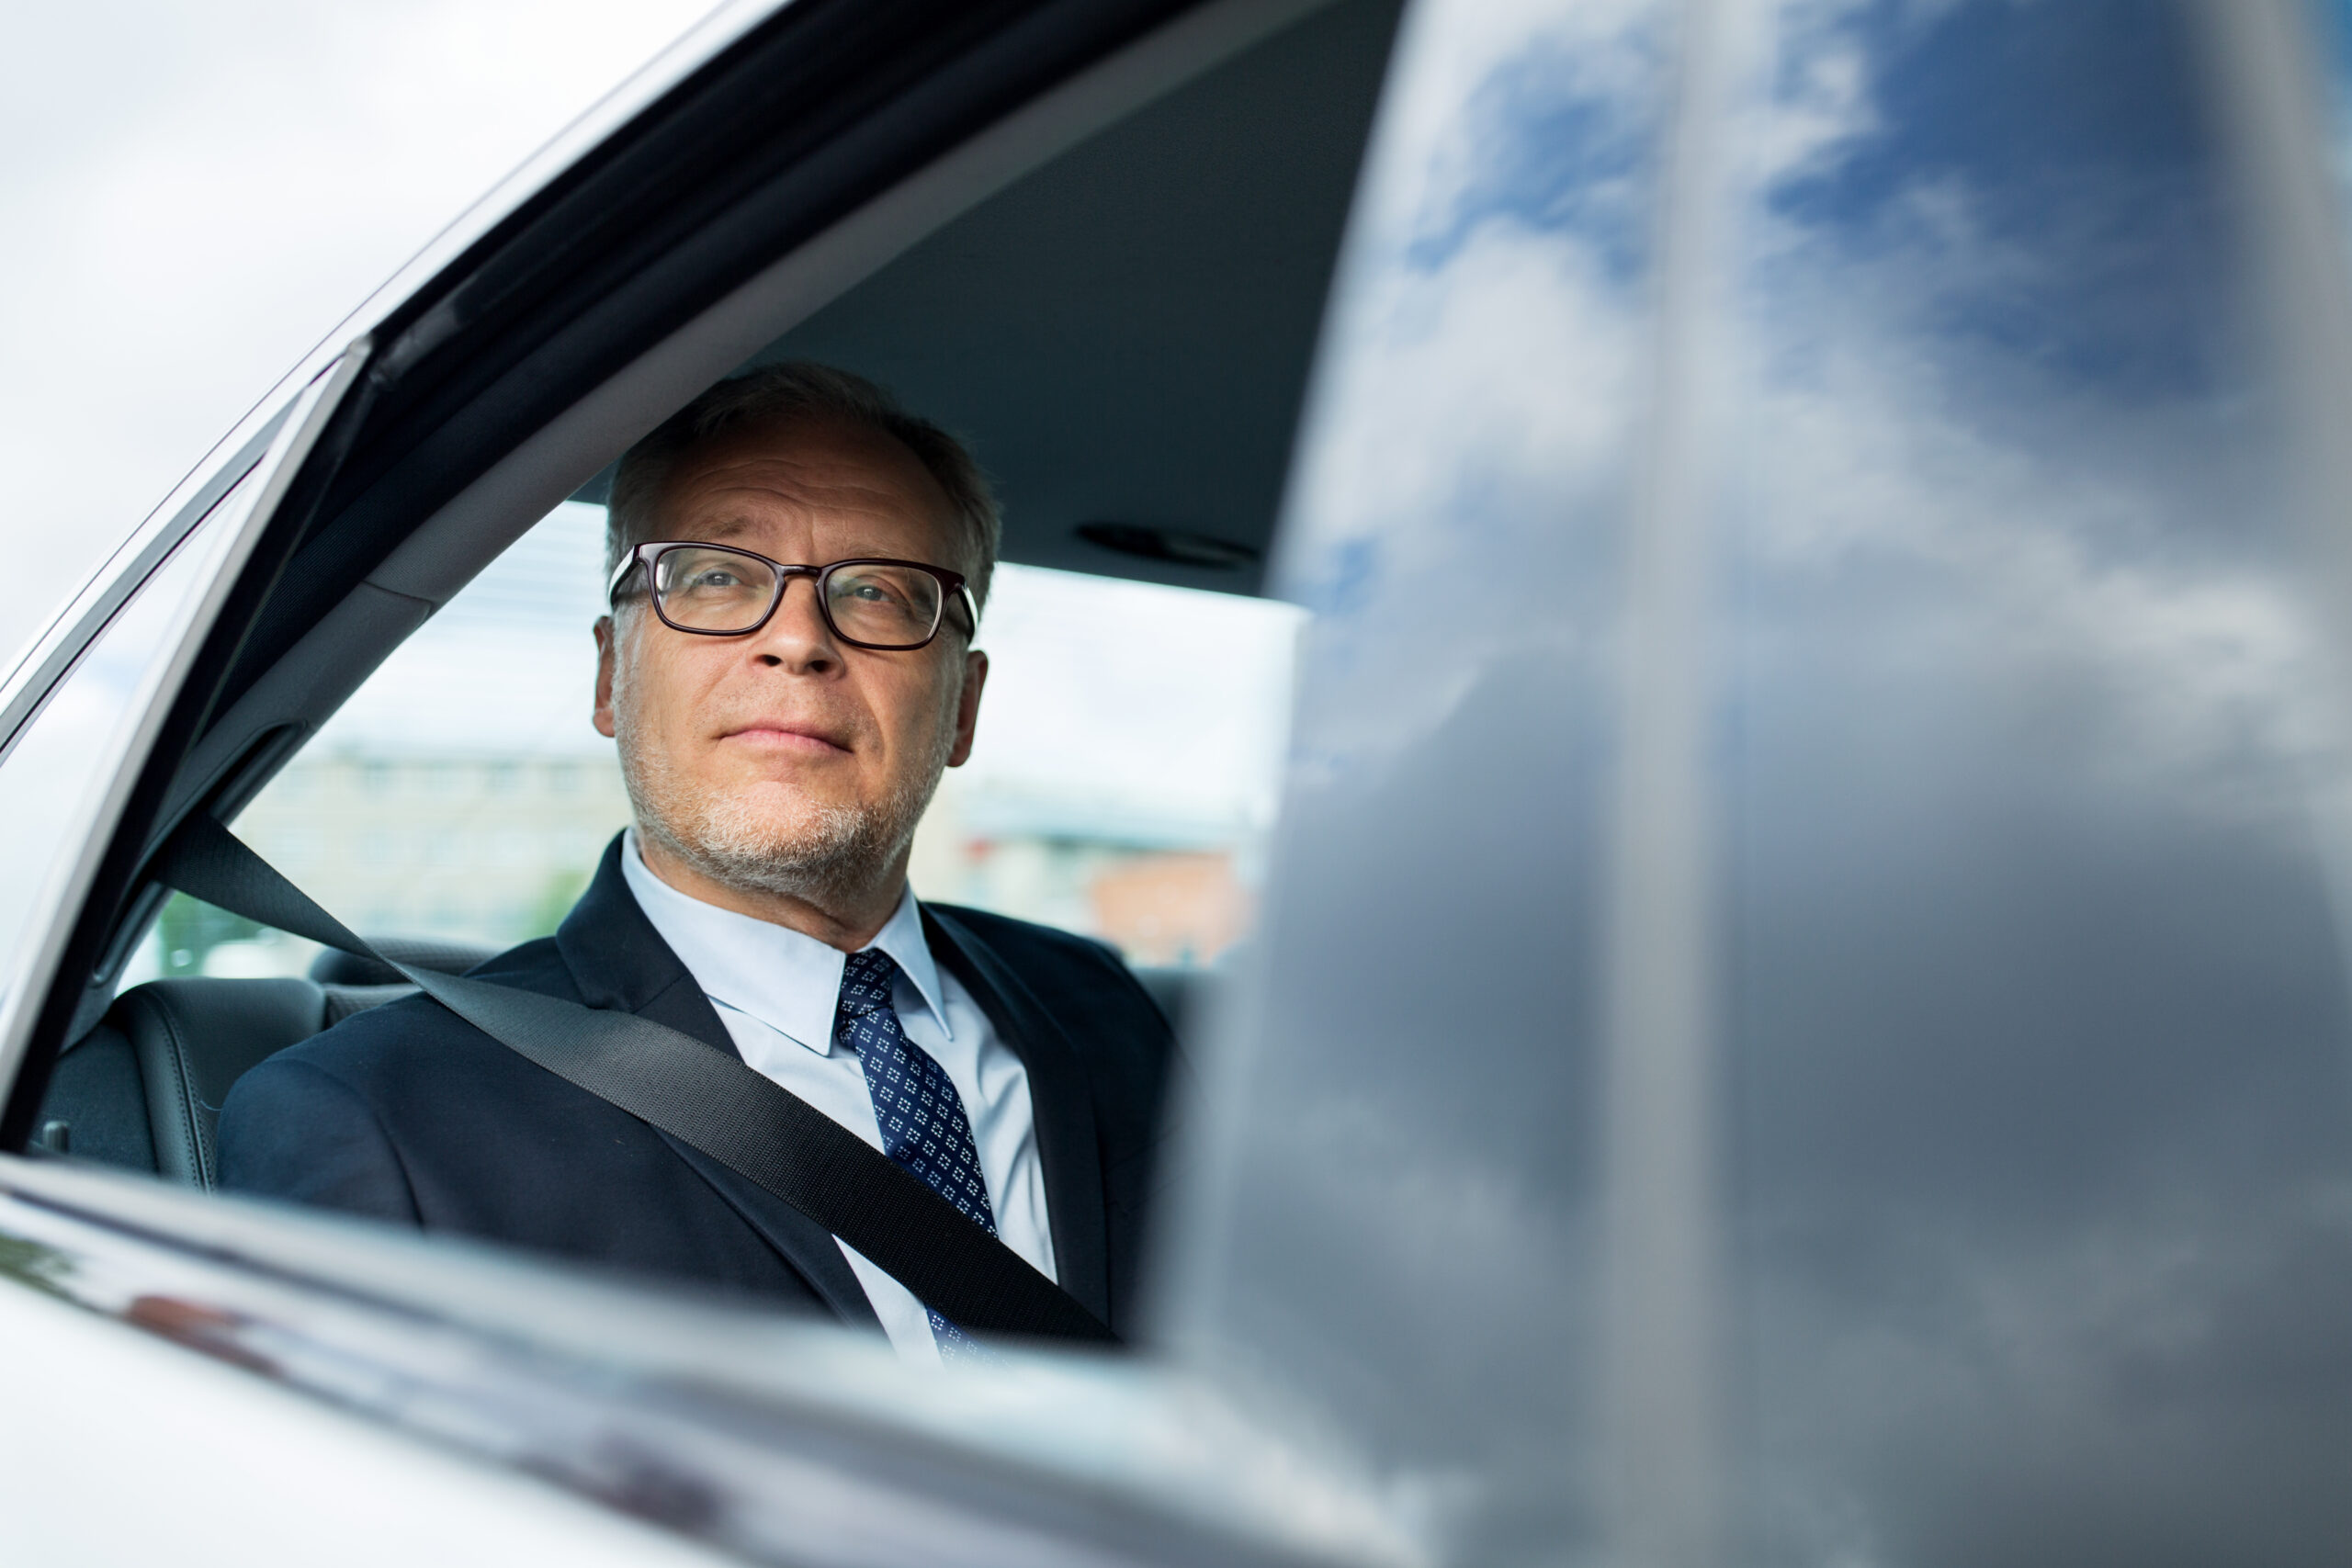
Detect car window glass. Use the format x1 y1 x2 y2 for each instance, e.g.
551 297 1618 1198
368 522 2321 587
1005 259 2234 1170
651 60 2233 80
1155 0 1672 1554
0 486 244 985
1164 0 2352 1562
1709 7 2352 1561
145 502 627 977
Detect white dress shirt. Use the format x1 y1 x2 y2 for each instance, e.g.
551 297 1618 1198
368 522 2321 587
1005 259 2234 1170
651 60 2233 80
619 831 1056 1364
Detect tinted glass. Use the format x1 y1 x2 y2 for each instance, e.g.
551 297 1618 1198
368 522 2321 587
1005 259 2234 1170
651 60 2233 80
1724 5 2351 1563
1169 2 2352 1565
1162 0 1673 1560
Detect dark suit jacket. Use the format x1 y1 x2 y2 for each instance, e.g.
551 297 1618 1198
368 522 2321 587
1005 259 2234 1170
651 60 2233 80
217 837 1180 1337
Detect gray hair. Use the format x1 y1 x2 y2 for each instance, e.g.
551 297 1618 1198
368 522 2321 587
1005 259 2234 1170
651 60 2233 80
605 361 1001 614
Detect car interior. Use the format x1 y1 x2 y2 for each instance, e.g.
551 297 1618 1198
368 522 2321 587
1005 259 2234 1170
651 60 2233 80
17 0 1404 1208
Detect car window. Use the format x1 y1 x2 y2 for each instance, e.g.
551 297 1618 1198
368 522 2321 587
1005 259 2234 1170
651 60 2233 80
146 504 1302 981
1163 2 2352 1563
1709 8 2352 1561
140 502 626 977
96 0 1395 1032
119 0 1393 993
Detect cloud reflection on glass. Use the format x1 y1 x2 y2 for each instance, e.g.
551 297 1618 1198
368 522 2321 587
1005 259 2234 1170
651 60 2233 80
1725 3 2352 1564
1174 1 2352 1565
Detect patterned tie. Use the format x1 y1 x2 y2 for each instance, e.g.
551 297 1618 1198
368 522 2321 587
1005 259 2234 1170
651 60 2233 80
834 947 996 1357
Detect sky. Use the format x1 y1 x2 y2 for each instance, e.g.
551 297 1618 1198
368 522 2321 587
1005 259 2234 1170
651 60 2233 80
0 0 719 668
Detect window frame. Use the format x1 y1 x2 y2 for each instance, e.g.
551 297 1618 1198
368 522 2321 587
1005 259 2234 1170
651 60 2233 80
0 352 368 1111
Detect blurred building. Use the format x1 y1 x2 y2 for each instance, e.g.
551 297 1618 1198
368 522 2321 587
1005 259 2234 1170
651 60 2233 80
910 772 1254 966
236 745 635 944
155 742 1254 979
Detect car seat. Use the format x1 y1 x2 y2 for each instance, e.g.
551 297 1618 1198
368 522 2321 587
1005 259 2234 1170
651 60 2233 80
32 940 497 1189
36 950 1202 1190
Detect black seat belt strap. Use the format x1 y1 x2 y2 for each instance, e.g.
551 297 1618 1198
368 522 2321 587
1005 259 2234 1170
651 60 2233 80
154 814 1115 1346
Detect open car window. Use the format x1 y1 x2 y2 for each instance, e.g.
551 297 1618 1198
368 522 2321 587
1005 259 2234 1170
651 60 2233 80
151 506 1303 993
121 0 1380 1004
19 0 1401 1372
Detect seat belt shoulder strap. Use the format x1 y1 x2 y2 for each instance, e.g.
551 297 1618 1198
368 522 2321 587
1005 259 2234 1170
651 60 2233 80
154 815 1116 1347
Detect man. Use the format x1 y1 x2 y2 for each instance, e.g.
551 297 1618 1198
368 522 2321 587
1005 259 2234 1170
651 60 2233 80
218 364 1178 1359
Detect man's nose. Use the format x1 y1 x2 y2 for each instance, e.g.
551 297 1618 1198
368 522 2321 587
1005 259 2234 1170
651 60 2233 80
748 575 840 671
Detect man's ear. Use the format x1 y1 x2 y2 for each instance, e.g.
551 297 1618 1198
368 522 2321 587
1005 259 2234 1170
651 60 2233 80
594 615 619 739
946 648 988 768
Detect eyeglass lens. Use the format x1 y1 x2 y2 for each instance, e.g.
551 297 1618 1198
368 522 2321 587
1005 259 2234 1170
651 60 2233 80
651 546 944 646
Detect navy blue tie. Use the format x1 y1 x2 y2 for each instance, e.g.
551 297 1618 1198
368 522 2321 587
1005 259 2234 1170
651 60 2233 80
835 947 996 1357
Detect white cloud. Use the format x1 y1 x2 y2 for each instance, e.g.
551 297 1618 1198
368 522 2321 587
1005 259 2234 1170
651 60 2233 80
1272 0 1660 801
1726 40 2350 817
0 0 718 668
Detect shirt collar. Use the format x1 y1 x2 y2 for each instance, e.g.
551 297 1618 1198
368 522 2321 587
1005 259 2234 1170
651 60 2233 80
618 829 951 1056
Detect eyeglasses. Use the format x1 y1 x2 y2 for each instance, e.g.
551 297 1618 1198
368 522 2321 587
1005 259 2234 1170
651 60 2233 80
606 542 978 650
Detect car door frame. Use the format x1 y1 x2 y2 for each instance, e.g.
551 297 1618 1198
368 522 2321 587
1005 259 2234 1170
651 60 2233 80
0 349 368 1110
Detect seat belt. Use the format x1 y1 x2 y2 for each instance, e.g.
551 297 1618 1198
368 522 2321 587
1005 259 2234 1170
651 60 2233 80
153 814 1116 1347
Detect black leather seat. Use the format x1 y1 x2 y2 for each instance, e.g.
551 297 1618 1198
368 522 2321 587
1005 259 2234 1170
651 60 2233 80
41 947 1194 1190
35 940 494 1189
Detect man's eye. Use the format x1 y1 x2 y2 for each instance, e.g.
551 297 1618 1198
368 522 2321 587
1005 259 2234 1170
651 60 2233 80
838 576 906 604
688 570 742 591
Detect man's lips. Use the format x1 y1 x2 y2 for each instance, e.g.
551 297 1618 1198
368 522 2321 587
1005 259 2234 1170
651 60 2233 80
719 722 854 756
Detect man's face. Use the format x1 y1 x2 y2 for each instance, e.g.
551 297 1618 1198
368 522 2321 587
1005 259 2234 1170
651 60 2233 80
593 416 986 918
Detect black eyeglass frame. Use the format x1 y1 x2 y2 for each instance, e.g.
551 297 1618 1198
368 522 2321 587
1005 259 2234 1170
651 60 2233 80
605 541 979 650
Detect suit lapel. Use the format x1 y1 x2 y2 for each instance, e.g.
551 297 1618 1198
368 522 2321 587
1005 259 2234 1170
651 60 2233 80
556 836 883 1334
652 1133 882 1329
923 905 1112 1327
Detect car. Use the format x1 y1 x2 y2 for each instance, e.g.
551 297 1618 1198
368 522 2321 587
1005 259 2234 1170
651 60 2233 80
2 0 2350 1563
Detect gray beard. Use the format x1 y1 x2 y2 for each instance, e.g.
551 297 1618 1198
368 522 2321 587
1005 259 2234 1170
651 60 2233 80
614 688 953 911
